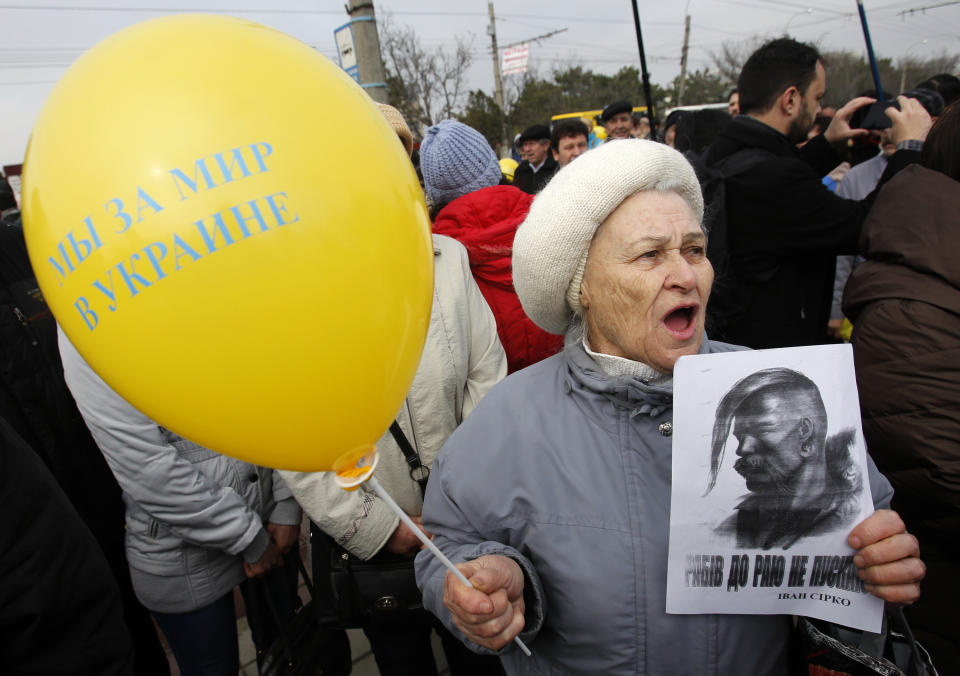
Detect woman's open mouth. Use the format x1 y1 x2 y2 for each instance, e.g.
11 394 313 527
662 304 698 340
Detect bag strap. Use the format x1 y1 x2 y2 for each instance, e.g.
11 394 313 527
888 605 936 676
248 550 312 668
389 420 429 498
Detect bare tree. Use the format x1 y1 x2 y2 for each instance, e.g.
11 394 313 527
378 13 474 137
712 35 959 105
710 36 768 87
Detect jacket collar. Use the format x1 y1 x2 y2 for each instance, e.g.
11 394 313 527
714 115 798 159
563 340 718 417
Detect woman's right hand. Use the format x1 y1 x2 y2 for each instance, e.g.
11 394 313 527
243 541 283 578
443 554 526 651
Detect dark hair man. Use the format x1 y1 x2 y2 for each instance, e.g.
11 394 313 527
702 38 932 349
706 368 862 550
728 88 740 116
513 124 557 194
600 100 633 140
550 119 589 168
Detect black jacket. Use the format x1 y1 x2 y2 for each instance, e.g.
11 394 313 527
0 220 170 675
0 220 123 534
0 416 133 675
512 155 557 194
702 116 917 349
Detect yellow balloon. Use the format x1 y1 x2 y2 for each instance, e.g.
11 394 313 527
22 15 433 472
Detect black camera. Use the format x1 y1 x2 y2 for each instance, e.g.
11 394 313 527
849 100 899 131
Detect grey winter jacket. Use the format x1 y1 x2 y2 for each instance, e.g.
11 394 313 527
416 340 894 675
59 328 301 614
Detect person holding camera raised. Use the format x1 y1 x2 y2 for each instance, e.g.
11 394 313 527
702 37 931 350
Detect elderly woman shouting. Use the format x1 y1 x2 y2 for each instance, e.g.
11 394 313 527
414 140 924 675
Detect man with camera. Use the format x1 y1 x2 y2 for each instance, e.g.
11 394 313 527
703 37 931 350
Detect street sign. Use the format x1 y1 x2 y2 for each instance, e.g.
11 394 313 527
334 22 360 82
502 43 529 76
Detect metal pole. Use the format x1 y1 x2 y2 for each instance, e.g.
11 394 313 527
630 0 657 135
677 14 691 107
855 0 884 100
488 2 509 157
347 0 388 103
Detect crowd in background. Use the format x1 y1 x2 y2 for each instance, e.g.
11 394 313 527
1 34 958 676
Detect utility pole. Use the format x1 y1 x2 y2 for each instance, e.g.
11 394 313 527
346 0 388 103
630 0 657 135
677 14 691 107
487 1 509 157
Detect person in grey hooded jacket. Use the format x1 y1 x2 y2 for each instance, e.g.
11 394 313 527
59 328 302 676
414 139 925 675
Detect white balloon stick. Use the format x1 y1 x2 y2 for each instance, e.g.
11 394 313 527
367 476 532 657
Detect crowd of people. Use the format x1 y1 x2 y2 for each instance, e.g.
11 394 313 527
2 35 957 676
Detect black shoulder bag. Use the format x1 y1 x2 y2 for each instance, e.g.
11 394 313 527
315 421 429 628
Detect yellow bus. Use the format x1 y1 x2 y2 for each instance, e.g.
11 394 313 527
550 106 649 125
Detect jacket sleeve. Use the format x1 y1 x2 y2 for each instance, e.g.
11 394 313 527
280 469 399 561
58 328 270 563
268 471 302 526
799 133 844 178
865 452 893 511
415 450 546 655
454 242 507 419
731 149 920 259
831 256 857 320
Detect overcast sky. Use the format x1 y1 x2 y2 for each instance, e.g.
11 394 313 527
2 0 959 165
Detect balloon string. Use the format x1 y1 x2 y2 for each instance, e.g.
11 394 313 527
367 476 532 658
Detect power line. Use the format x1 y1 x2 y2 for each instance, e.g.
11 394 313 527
0 4 344 11
898 1 960 16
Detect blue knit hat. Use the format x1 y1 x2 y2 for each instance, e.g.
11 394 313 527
420 120 501 207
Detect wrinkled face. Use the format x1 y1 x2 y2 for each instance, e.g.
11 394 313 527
787 61 825 144
579 190 713 374
604 112 633 139
728 92 740 116
553 134 588 167
732 391 809 497
521 139 549 165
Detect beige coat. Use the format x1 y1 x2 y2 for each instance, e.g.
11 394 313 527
282 234 506 559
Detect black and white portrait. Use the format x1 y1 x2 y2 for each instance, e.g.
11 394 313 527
666 345 883 631
704 368 862 550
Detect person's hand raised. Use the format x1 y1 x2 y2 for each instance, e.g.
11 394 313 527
887 95 933 146
824 96 876 144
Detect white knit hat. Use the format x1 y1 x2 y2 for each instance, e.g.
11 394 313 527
513 139 704 335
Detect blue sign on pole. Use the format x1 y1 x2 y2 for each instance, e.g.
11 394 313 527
334 21 360 83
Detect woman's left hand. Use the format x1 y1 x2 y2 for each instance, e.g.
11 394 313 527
267 522 300 555
849 509 925 604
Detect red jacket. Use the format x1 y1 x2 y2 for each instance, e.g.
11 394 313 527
432 185 564 373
